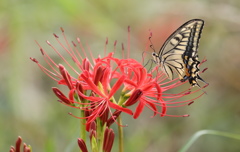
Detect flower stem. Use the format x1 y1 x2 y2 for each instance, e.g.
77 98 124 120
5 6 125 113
80 110 86 141
98 120 106 152
117 116 124 152
118 91 128 106
96 118 102 152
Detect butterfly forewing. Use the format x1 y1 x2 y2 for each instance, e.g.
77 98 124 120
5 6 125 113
153 19 206 86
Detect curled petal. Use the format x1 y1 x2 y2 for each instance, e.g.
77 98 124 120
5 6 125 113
93 66 104 85
77 138 88 152
133 101 144 119
124 79 137 88
146 100 157 117
52 87 72 104
76 89 104 102
68 89 75 101
80 74 106 98
108 101 133 115
76 82 84 101
107 110 122 127
82 58 90 71
108 75 126 97
59 64 74 90
138 68 147 86
155 83 166 116
124 89 143 107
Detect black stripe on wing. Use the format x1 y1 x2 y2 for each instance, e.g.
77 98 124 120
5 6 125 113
158 19 204 57
184 21 204 59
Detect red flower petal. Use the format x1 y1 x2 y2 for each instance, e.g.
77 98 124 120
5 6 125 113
52 87 71 104
59 64 74 90
108 101 133 115
133 101 144 119
108 75 126 97
81 74 106 98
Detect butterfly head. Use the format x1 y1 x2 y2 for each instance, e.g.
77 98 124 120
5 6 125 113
152 52 161 64
152 52 158 56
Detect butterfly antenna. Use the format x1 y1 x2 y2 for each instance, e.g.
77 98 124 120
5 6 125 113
148 31 156 53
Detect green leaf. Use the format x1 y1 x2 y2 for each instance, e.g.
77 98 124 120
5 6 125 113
179 130 240 152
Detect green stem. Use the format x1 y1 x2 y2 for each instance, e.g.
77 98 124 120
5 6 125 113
117 116 124 152
98 121 106 152
178 130 240 152
118 93 129 107
96 118 102 152
80 110 86 141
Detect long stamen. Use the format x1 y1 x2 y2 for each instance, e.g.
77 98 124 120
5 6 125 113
127 26 130 59
60 28 78 62
85 42 95 67
113 40 117 53
30 57 61 81
77 37 88 61
121 43 125 59
104 37 108 56
35 41 62 77
46 40 79 75
71 41 84 71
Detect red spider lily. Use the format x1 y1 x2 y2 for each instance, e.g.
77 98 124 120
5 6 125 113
30 27 206 129
30 29 134 129
119 60 206 119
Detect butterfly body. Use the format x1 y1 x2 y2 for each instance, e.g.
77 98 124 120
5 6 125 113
152 19 206 87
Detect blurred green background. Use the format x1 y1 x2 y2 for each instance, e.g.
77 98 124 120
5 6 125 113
1 0 240 151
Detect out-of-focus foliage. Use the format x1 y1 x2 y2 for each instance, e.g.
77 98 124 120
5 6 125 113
1 0 240 152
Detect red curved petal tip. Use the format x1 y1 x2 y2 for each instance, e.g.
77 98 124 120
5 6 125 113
77 138 88 152
52 87 72 104
124 89 143 107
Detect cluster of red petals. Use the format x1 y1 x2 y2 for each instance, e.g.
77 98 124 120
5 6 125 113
30 28 205 129
78 126 115 152
103 127 115 152
9 136 31 152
